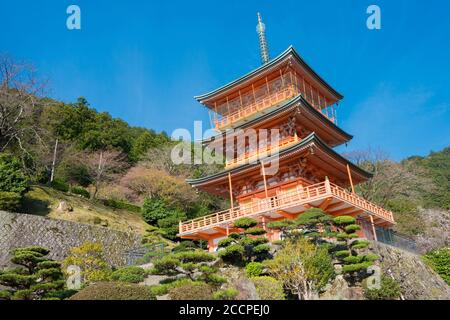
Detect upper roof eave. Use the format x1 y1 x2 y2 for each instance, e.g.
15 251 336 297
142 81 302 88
201 94 353 145
194 46 344 103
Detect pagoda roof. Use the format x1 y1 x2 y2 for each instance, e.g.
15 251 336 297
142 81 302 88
202 94 352 147
195 46 343 104
187 132 372 193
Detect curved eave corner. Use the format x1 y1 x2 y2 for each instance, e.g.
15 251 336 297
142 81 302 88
186 132 372 187
194 46 343 104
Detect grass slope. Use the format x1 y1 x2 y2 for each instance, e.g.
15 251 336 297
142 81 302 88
21 186 149 235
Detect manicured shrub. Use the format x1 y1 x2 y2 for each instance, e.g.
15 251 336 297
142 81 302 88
343 255 365 264
218 238 234 248
252 276 285 300
172 241 197 252
342 262 372 273
213 288 239 300
245 262 264 278
244 227 266 236
0 192 22 211
70 282 155 300
333 216 356 226
0 246 66 300
234 217 258 229
351 240 370 250
364 275 402 300
50 178 69 192
70 186 90 198
110 266 146 283
168 282 214 300
345 224 361 234
364 253 380 262
423 248 450 285
334 250 350 258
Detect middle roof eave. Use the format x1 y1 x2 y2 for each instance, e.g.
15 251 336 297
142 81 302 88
187 132 372 187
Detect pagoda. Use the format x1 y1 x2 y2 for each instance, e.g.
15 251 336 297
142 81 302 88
178 14 395 252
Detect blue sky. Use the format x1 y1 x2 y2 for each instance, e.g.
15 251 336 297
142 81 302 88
0 0 449 160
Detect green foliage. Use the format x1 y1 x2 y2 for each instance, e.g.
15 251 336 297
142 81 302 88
342 262 373 273
252 276 285 300
0 192 22 211
70 186 90 198
234 217 258 229
295 208 332 226
404 147 450 209
0 154 28 195
151 251 220 284
386 199 425 236
110 266 146 283
70 282 155 300
245 262 264 278
50 178 69 192
213 288 239 300
267 238 334 300
351 240 370 250
168 281 214 300
364 276 402 300
345 224 361 234
423 248 450 285
62 242 111 284
334 250 350 258
333 216 356 226
0 246 66 300
102 198 141 213
172 241 197 253
244 227 266 236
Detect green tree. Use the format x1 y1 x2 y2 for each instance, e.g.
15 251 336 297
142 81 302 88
218 217 271 266
151 251 224 285
266 238 334 300
62 242 111 284
0 247 68 300
0 153 28 194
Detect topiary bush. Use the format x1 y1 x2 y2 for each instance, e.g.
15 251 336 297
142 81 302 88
110 266 146 283
245 262 264 278
0 246 67 300
70 282 155 300
252 276 285 300
168 281 214 300
234 217 258 229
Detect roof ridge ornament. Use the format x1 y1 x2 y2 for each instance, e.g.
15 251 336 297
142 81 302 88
256 12 270 65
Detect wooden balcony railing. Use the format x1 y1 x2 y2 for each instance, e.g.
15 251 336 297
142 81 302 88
225 134 300 169
178 180 395 235
215 85 298 130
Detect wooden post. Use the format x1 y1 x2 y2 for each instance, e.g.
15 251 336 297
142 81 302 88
228 172 234 208
370 215 378 241
252 84 257 104
265 76 270 94
239 89 243 107
346 164 355 194
325 176 332 194
261 161 269 198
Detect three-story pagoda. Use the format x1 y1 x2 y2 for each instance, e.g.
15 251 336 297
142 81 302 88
178 14 395 251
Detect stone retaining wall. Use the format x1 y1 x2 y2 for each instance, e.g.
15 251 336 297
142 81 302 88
0 211 142 267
